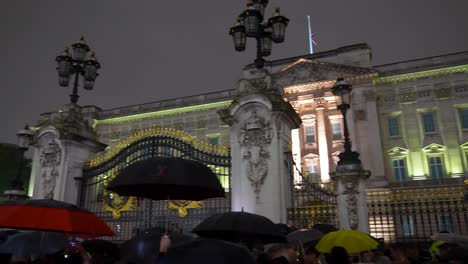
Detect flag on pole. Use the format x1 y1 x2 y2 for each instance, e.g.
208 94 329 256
311 32 318 46
307 15 317 54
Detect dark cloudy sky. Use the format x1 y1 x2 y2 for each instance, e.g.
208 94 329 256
2 0 468 144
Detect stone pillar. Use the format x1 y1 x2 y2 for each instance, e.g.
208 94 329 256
29 104 106 205
314 98 330 183
219 69 301 223
331 162 371 232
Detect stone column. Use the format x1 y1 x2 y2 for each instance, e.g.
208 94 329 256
314 98 330 183
29 104 106 205
330 161 371 232
219 69 301 223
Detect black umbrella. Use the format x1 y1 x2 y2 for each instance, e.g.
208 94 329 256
164 238 256 264
0 231 67 257
192 211 286 244
311 223 337 234
121 227 193 264
107 157 225 201
81 239 119 262
275 223 298 236
286 229 323 244
0 230 18 244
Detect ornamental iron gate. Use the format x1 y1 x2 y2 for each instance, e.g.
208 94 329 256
368 184 468 243
81 128 231 242
286 153 338 229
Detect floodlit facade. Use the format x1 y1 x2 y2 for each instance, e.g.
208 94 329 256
28 44 468 242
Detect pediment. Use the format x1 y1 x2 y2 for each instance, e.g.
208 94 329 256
272 58 376 89
461 142 468 150
302 153 319 162
422 143 446 153
387 146 409 157
422 136 444 149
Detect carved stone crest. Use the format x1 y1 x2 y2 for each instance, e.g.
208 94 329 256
40 140 62 199
239 110 272 198
342 179 359 230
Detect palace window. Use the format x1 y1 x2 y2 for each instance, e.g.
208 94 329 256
388 117 400 137
422 112 436 133
331 122 342 140
306 164 320 183
429 156 444 179
459 108 468 129
305 125 315 144
392 159 407 182
438 215 453 233
400 215 415 236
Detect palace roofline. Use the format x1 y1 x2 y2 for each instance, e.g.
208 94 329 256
97 89 237 120
374 50 468 77
245 43 372 69
85 45 468 119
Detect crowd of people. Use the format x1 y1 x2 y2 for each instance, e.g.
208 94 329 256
3 233 468 264
251 240 467 264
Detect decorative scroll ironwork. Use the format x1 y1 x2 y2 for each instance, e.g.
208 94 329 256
289 182 468 243
368 185 468 243
285 152 338 228
101 170 137 219
167 200 203 218
80 128 231 242
86 127 229 168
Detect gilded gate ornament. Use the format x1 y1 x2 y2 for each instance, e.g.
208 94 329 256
167 200 203 217
102 172 137 219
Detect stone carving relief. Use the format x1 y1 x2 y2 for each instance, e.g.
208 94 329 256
239 110 272 198
238 69 273 95
40 140 62 199
273 61 327 90
342 178 359 230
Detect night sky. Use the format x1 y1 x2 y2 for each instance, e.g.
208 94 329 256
2 0 468 144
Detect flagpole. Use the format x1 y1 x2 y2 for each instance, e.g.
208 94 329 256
307 15 313 54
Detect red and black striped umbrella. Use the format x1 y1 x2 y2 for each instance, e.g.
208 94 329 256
0 199 114 238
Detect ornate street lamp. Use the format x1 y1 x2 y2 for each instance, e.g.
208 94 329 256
55 37 101 104
4 125 34 199
331 77 362 170
229 1 289 69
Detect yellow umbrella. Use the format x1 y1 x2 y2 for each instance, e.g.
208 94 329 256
315 230 378 254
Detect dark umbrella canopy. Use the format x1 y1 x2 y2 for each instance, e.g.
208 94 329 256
107 157 225 201
287 229 323 244
276 223 298 236
81 239 119 261
0 199 114 237
121 227 193 264
192 211 286 244
0 231 67 257
165 238 256 264
312 223 337 234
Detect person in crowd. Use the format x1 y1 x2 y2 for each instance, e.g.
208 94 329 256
153 233 171 264
326 246 351 264
359 251 374 264
302 244 320 264
266 244 298 264
389 244 410 264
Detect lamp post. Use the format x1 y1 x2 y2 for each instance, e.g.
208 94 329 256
55 37 101 104
229 0 289 69
331 77 362 170
330 77 370 231
4 125 34 199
